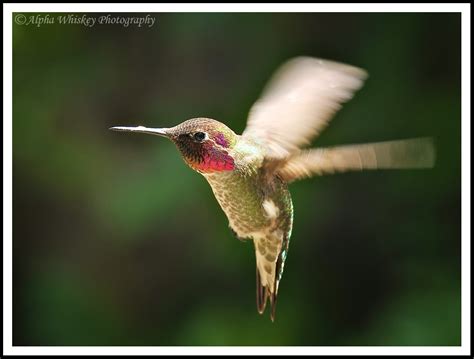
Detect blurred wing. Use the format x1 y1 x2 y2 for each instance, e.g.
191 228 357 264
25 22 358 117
243 57 368 158
277 138 435 183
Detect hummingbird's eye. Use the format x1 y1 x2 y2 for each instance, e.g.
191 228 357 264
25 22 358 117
193 132 207 142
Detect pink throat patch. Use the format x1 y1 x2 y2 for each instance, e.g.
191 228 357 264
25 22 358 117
194 151 235 172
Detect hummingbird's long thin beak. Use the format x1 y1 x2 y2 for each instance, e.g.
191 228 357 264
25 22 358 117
109 126 170 138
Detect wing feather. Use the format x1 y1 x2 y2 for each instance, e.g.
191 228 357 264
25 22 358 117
277 137 436 183
243 57 368 158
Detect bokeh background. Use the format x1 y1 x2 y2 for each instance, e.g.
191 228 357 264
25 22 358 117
13 12 461 346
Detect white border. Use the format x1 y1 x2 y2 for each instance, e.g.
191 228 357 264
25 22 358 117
3 3 470 356
460 3 471 354
1 3 471 12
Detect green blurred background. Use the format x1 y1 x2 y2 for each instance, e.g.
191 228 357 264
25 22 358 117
13 13 461 346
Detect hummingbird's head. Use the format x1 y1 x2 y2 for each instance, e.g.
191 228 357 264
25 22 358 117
110 117 238 173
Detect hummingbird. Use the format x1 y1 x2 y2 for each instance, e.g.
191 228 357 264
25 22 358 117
110 57 435 321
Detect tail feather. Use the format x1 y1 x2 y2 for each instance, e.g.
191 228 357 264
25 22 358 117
255 251 278 321
269 290 278 322
256 268 278 321
256 267 269 314
254 230 290 321
255 249 282 322
255 263 280 322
